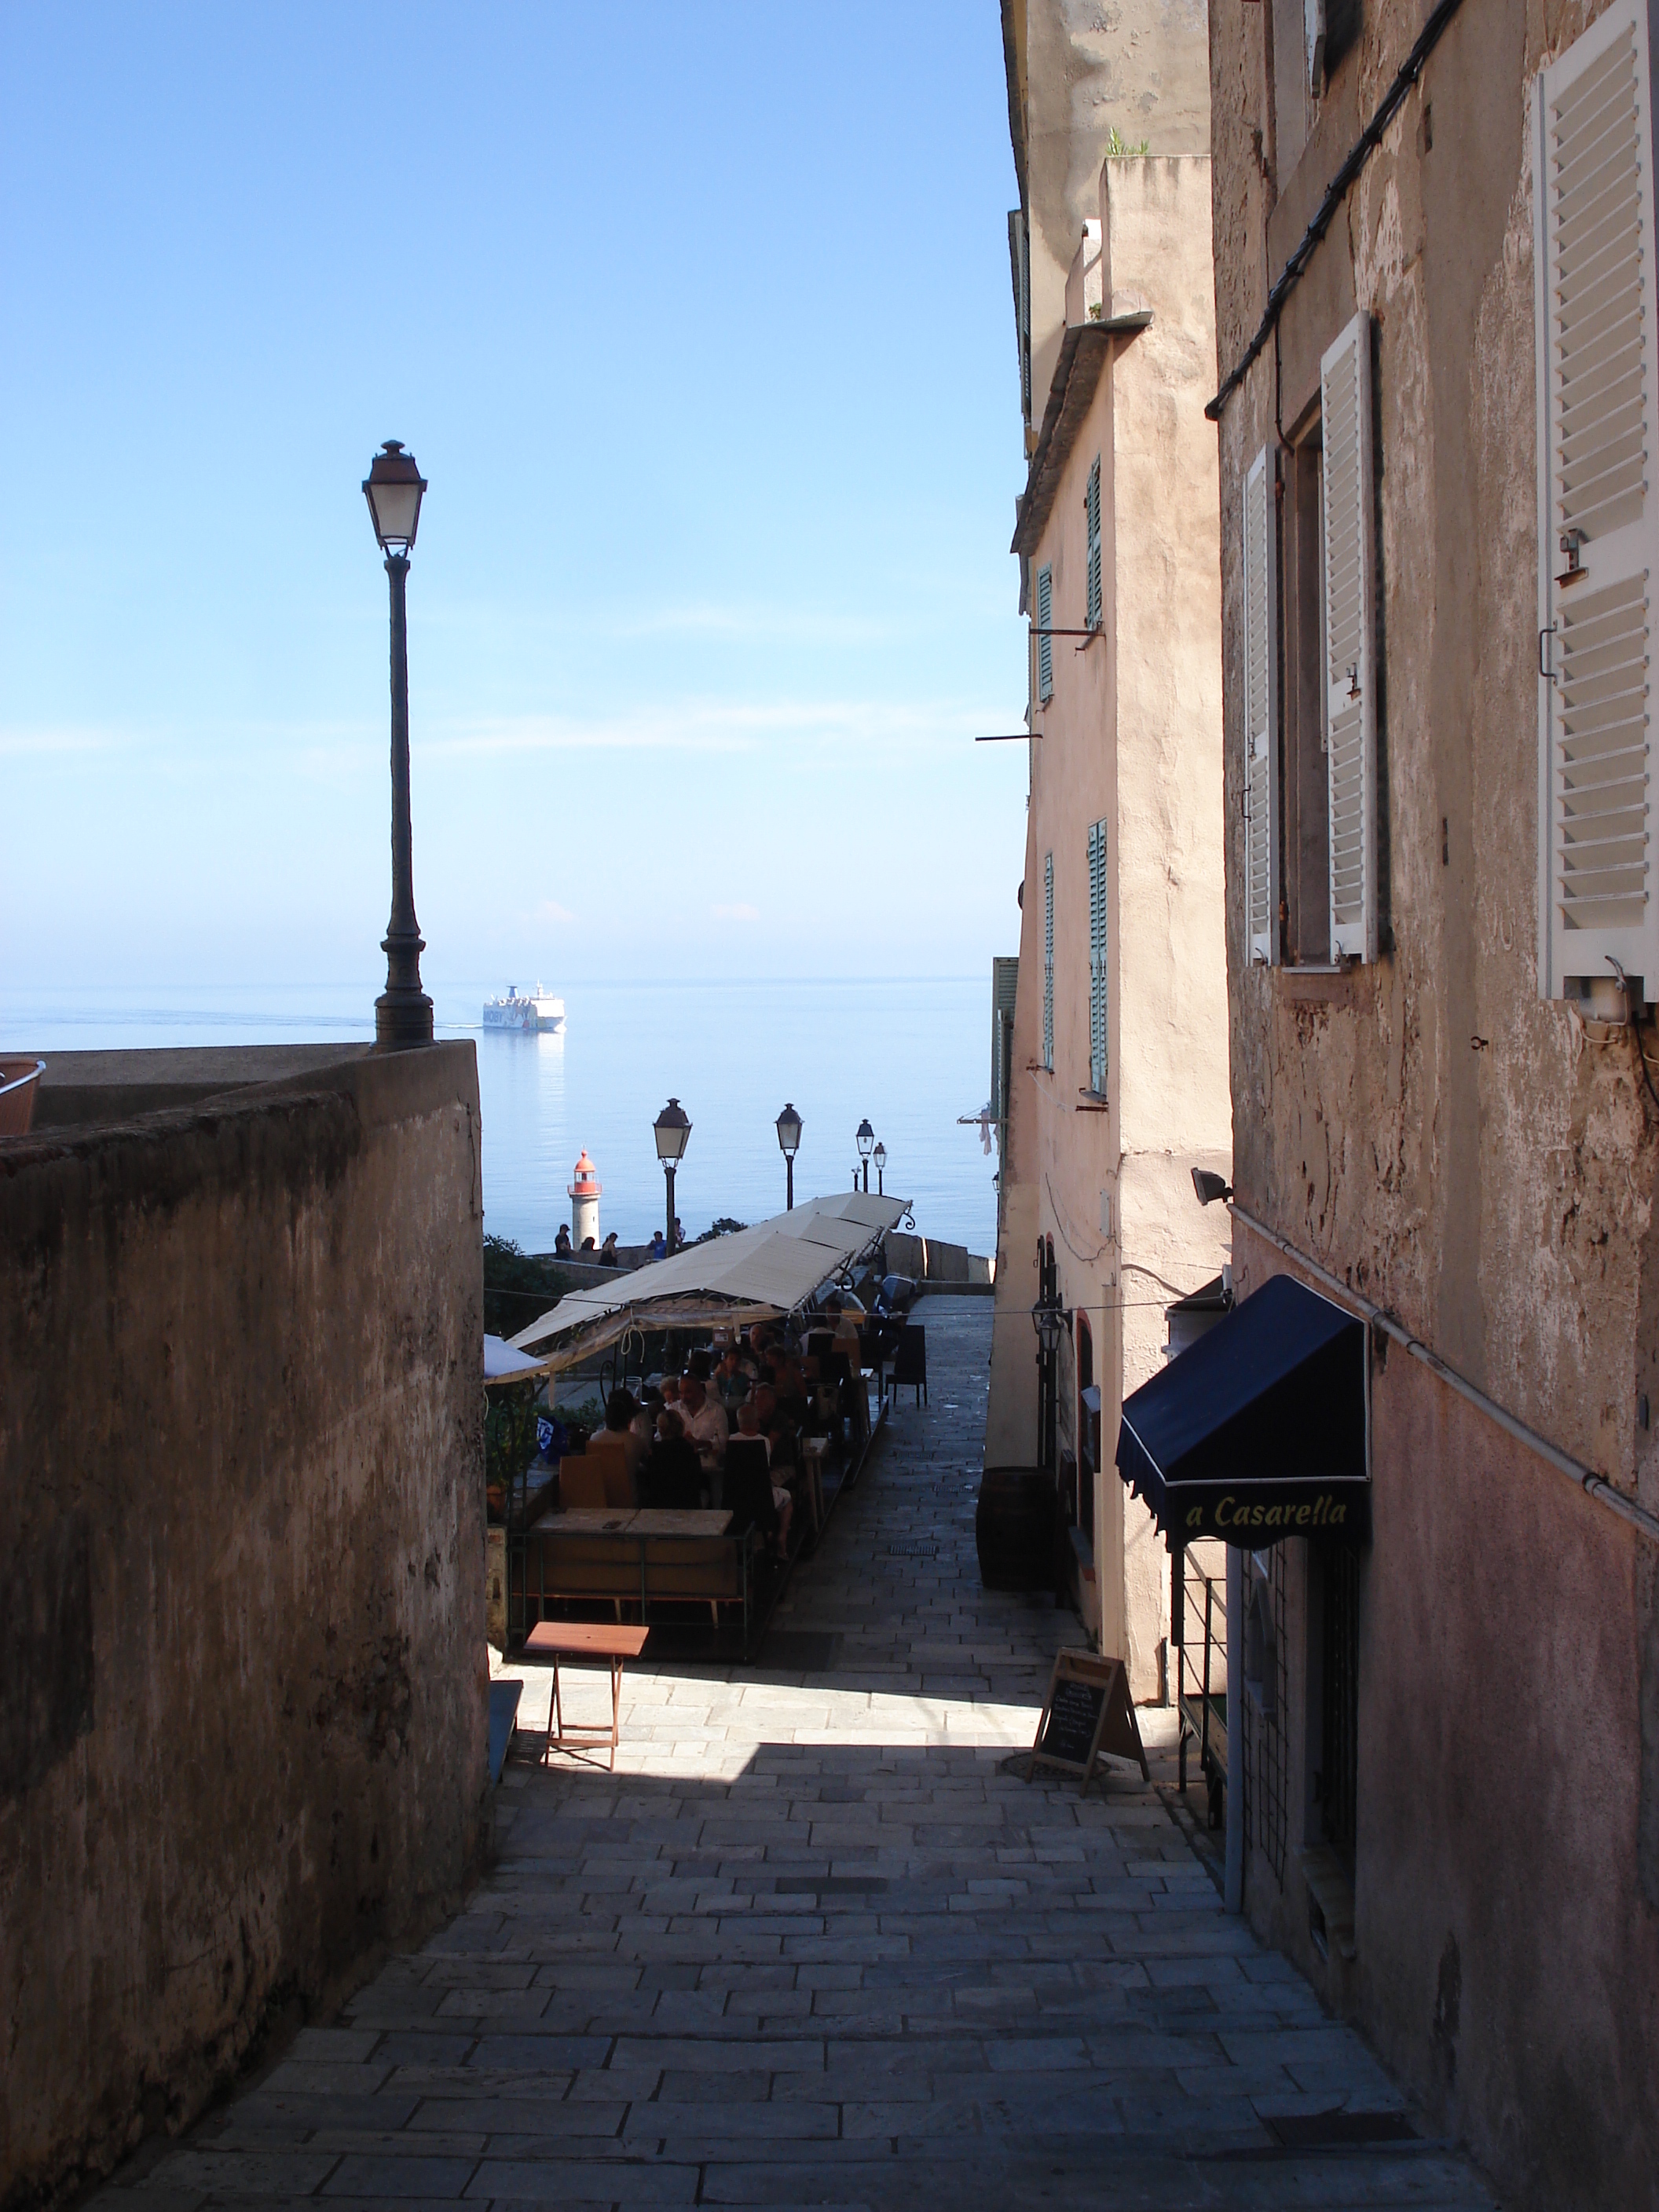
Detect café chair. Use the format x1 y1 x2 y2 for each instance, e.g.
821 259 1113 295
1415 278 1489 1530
558 1459 608 1509
890 1324 928 1408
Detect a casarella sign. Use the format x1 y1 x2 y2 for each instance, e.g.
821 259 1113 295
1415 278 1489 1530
1174 1481 1370 1544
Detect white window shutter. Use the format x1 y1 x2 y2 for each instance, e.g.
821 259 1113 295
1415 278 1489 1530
1321 313 1378 964
1243 444 1280 966
1535 0 1659 1002
1037 565 1054 701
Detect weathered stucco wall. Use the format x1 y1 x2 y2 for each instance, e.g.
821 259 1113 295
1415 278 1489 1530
1013 0 1214 445
989 151 1231 1695
0 1043 487 2207
1209 1 1659 2201
1232 1227 1659 2212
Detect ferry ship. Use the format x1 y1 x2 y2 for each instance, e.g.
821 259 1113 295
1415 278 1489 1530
482 984 566 1033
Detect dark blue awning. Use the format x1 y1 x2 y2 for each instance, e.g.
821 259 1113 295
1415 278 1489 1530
1115 1273 1368 1546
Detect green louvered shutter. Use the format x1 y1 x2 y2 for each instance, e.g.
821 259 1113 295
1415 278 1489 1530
1037 565 1054 701
1087 819 1108 1093
1042 851 1055 1069
1086 457 1102 631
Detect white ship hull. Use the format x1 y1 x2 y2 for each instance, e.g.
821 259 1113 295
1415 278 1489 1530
483 985 566 1033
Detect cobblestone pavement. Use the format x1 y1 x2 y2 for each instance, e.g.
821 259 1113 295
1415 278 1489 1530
98 1298 1496 2209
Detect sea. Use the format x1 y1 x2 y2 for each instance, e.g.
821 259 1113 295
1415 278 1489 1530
0 977 999 1258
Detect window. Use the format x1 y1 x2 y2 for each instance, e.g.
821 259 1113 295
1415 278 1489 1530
1085 456 1102 631
1042 851 1055 1069
1086 819 1108 1092
1535 0 1659 1003
1036 564 1053 702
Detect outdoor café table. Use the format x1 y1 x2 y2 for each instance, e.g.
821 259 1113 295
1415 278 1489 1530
522 1621 650 1770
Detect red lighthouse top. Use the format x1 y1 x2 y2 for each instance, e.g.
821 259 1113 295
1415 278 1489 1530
568 1149 601 1199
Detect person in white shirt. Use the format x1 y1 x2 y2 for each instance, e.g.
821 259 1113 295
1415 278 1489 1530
679 1376 728 1476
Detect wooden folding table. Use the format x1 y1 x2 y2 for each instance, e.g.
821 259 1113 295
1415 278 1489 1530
523 1621 650 1771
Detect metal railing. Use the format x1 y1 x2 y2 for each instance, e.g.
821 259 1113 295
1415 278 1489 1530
1174 1542 1228 1829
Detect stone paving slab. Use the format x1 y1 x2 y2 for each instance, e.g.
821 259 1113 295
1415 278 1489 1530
88 1302 1496 2212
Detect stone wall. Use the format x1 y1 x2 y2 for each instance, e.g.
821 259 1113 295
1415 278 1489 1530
1207 2 1659 2199
0 1043 488 2207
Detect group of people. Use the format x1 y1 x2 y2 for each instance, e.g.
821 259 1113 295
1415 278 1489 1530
552 1221 685 1266
553 1223 623 1266
581 1302 866 1560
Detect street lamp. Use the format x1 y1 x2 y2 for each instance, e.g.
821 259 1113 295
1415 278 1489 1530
1031 1294 1068 1357
855 1117 875 1193
362 440 433 1049
654 1097 691 1253
775 1102 802 1210
873 1140 887 1196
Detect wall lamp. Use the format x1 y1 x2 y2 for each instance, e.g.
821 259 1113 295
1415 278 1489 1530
1192 1168 1234 1207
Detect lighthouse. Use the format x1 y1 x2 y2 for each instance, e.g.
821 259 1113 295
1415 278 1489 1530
568 1148 601 1252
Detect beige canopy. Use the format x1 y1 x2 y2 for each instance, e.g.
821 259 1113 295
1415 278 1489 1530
508 1190 906 1373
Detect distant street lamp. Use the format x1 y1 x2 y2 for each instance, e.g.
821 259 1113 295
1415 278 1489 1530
775 1102 802 1210
654 1097 692 1253
855 1118 875 1194
873 1140 887 1196
1031 1293 1067 1357
362 440 433 1048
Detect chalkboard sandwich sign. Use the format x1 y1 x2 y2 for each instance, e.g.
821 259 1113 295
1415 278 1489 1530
1026 1648 1148 1793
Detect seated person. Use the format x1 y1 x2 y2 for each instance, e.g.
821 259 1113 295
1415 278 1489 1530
727 1413 792 1559
678 1375 729 1478
555 1223 573 1257
648 1229 667 1260
763 1347 810 1426
660 1375 684 1417
825 1293 863 1355
599 1231 620 1268
641 1408 704 1510
632 1386 663 1444
601 1386 649 1499
716 1347 751 1410
580 1235 596 1254
753 1382 799 1472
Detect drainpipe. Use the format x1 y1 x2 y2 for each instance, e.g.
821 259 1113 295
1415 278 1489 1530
1225 1543 1244 1913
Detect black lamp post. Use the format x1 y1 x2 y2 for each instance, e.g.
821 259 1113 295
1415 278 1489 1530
855 1118 875 1194
775 1102 802 1210
363 441 433 1048
873 1140 887 1197
654 1097 691 1253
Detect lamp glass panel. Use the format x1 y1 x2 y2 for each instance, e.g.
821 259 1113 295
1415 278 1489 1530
369 482 423 545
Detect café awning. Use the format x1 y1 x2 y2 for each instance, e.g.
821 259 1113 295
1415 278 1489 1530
484 1333 553 1385
509 1191 906 1374
1115 1273 1369 1545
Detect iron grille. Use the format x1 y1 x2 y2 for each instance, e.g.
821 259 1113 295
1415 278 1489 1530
1320 1540 1361 1872
1241 1546 1290 1887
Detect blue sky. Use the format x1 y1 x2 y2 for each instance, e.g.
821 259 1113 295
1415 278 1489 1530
0 3 1031 986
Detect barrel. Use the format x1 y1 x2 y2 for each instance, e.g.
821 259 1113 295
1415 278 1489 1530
975 1465 1057 1591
